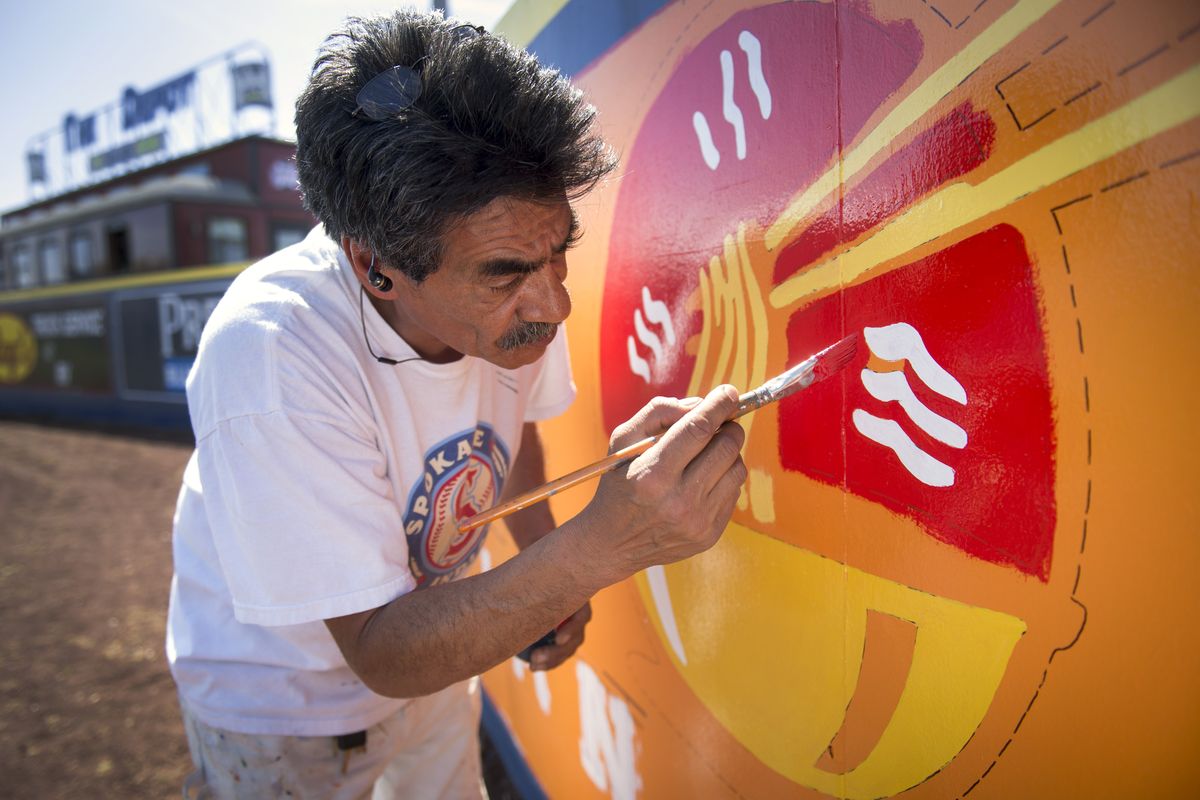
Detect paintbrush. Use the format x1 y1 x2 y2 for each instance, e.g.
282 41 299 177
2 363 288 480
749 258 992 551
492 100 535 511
458 333 859 534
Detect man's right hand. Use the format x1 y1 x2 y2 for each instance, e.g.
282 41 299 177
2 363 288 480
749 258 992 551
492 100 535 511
578 384 748 583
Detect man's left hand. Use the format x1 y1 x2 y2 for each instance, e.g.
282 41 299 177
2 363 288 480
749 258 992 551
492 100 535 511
530 601 592 670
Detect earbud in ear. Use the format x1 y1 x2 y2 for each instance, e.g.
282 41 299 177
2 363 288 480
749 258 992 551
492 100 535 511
366 253 393 292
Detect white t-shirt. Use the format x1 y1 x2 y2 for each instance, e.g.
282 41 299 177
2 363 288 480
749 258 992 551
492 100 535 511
166 227 575 736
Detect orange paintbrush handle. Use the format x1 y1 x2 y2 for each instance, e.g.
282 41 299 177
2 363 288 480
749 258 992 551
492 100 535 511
457 433 660 534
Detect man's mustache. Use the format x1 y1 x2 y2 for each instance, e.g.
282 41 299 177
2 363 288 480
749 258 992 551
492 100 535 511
497 321 559 351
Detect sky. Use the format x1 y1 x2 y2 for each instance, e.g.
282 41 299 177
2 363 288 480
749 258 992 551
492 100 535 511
0 0 516 215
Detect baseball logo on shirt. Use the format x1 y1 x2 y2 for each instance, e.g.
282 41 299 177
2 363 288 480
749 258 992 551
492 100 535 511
403 423 510 586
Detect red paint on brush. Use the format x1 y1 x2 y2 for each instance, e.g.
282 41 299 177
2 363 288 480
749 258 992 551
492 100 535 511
774 103 996 283
779 225 1057 581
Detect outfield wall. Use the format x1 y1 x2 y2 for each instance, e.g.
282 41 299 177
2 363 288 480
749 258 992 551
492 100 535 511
481 1 1200 797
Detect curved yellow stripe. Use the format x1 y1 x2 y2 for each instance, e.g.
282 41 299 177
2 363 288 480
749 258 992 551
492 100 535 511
771 63 1200 310
764 0 1062 251
494 0 570 48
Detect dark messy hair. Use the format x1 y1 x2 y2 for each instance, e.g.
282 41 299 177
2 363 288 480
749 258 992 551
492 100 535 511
294 10 616 282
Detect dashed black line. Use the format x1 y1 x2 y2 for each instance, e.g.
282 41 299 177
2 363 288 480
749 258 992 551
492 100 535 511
995 62 1030 100
1073 565 1082 594
1062 244 1072 274
1081 518 1088 552
1160 149 1200 170
1076 319 1085 353
1084 377 1090 413
1086 479 1092 514
921 0 989 30
1042 35 1068 55
1081 0 1115 28
1012 690 1039 734
1050 194 1092 234
1101 171 1150 192
962 777 982 797
1117 43 1170 76
1064 81 1102 105
1069 284 1077 307
998 2 1189 134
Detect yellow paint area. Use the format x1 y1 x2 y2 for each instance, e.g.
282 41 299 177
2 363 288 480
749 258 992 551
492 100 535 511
765 0 1062 251
688 223 770 434
637 522 1026 798
771 63 1200 310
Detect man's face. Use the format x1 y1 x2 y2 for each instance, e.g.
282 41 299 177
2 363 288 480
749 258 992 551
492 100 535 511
379 196 577 370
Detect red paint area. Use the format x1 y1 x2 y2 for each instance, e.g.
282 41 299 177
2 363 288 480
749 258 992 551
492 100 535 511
779 226 1056 580
774 103 996 283
600 2 922 431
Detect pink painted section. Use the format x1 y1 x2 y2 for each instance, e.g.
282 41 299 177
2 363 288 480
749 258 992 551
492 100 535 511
600 1 922 431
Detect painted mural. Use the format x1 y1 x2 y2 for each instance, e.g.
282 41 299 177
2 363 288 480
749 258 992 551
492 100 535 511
480 1 1200 797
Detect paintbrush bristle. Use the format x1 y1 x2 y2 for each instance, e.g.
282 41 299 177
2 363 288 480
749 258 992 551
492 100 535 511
811 332 859 381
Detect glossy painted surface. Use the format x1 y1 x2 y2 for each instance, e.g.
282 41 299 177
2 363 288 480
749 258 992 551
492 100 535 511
482 0 1200 797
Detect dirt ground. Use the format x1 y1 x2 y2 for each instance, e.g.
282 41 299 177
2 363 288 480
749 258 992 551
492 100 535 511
0 419 516 799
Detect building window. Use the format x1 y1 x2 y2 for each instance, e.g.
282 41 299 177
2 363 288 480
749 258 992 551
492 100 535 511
108 227 131 273
272 225 307 253
14 244 36 288
40 239 66 284
207 217 249 264
70 231 95 278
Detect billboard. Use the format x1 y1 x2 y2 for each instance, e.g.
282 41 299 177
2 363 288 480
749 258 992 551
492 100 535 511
24 43 273 201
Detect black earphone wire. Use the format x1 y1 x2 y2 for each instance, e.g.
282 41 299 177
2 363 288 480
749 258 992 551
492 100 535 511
359 286 425 367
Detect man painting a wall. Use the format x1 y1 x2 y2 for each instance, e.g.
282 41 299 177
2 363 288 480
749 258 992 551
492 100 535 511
165 10 748 798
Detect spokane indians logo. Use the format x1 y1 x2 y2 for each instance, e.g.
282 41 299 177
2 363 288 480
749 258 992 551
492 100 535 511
403 423 510 586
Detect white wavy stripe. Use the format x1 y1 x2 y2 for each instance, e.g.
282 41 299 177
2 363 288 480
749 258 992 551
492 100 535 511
633 308 664 363
692 111 720 170
738 31 771 119
864 323 966 404
647 565 688 665
627 335 651 384
533 670 552 715
852 409 955 487
720 49 747 159
859 369 967 448
641 286 676 345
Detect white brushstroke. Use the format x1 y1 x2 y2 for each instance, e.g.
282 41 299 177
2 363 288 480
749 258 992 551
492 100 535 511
511 656 528 680
533 671 552 715
479 547 493 572
738 31 772 119
633 309 664 363
641 286 676 345
853 409 955 487
860 369 967 448
627 335 651 384
864 323 966 404
720 50 747 160
646 565 688 665
578 660 642 800
692 111 720 170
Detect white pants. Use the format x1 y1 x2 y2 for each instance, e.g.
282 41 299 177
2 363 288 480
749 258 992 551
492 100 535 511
181 678 487 800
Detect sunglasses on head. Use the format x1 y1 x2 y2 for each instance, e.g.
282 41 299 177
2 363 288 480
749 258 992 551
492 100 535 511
353 23 485 120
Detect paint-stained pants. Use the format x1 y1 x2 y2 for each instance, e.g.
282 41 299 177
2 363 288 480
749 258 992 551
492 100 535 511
180 677 486 800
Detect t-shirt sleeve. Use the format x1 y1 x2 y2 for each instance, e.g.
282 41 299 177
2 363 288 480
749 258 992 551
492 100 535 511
524 326 576 422
195 410 416 627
